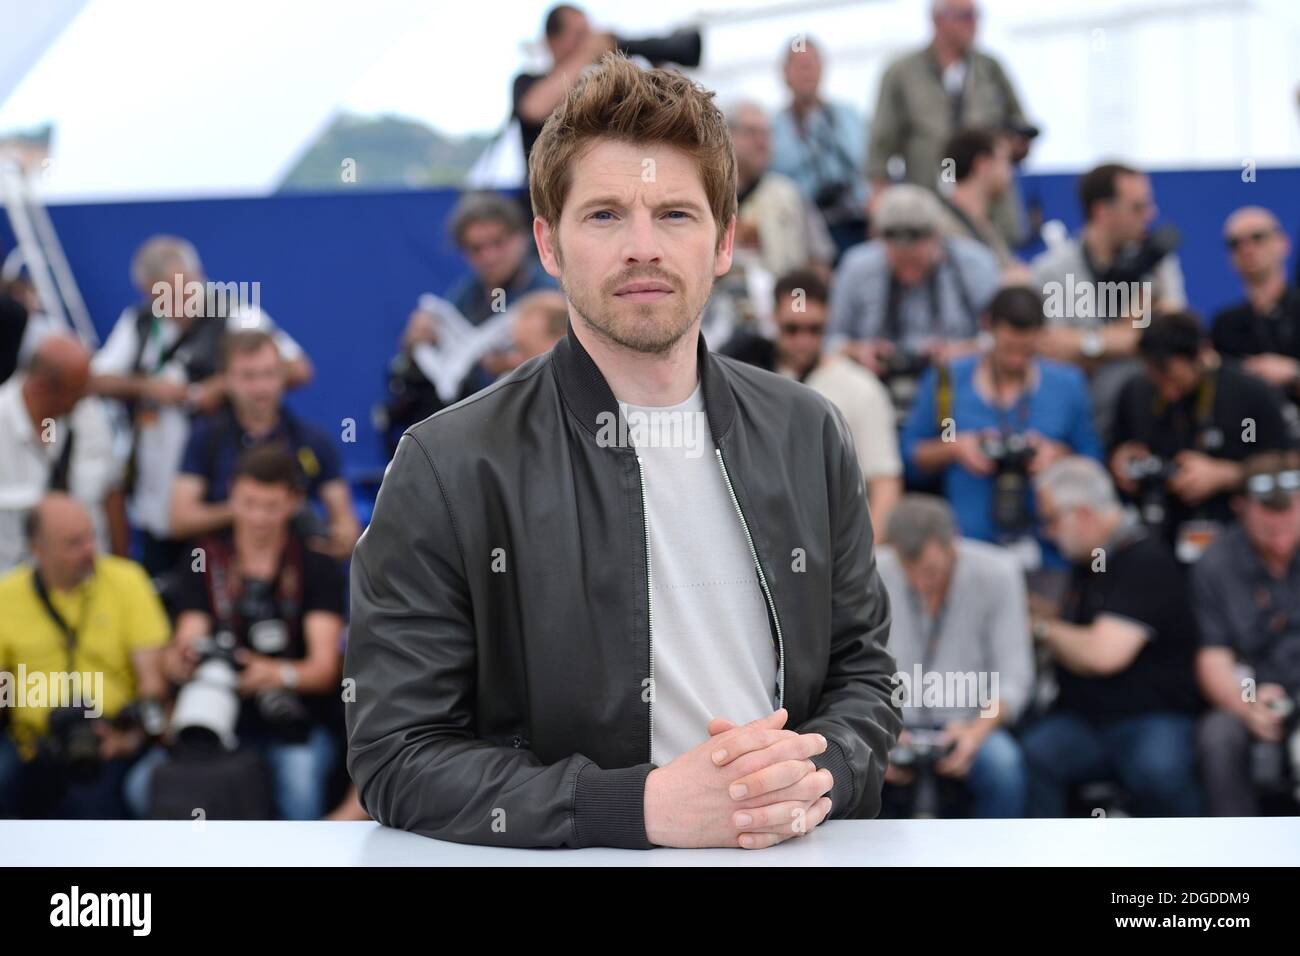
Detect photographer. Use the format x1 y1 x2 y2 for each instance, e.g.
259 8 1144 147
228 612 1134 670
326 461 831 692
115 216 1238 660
169 330 359 561
0 494 168 818
1193 451 1300 815
131 445 345 820
90 235 313 575
827 184 998 409
770 37 870 261
1022 457 1203 817
1109 311 1292 562
903 286 1101 570
512 5 700 177
1031 163 1185 442
1211 207 1300 430
876 496 1033 818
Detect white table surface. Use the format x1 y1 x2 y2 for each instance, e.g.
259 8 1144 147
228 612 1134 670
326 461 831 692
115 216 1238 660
3 817 1297 866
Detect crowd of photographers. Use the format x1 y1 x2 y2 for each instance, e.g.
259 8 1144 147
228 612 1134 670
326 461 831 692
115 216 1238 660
2 0 1300 822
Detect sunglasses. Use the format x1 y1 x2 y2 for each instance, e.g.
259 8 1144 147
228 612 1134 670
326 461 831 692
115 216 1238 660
881 227 933 244
1245 470 1300 497
1225 229 1277 252
779 322 826 337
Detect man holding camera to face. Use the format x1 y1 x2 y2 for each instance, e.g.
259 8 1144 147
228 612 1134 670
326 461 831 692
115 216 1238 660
127 444 345 820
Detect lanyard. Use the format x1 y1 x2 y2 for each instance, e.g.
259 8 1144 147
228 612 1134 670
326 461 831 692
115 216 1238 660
32 571 88 673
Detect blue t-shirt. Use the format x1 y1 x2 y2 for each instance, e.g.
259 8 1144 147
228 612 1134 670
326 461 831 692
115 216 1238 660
901 354 1102 566
180 407 342 503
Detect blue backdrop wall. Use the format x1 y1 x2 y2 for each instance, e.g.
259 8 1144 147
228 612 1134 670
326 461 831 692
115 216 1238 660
5 165 1298 476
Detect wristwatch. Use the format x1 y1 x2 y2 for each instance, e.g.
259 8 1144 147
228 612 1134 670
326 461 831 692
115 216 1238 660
1080 329 1104 359
1031 617 1054 643
279 663 300 690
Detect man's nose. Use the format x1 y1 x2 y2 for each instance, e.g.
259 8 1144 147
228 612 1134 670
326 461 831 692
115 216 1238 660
621 211 664 263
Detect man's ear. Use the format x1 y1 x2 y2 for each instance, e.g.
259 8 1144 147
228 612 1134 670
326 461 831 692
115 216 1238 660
534 216 562 280
714 215 737 278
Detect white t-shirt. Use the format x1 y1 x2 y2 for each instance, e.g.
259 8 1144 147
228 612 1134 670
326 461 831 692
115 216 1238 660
0 375 122 572
622 381 779 768
91 306 304 537
799 354 901 481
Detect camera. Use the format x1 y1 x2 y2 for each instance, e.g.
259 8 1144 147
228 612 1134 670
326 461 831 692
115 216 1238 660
614 28 702 68
878 350 930 418
171 627 313 751
890 728 957 819
981 432 1036 532
1105 224 1181 288
41 706 102 782
1125 454 1178 527
1252 694 1300 805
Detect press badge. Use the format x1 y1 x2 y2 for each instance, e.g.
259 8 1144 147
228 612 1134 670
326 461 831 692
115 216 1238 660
1175 520 1220 563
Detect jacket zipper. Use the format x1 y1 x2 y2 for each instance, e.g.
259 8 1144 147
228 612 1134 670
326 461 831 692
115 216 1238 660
716 448 786 708
636 455 654 763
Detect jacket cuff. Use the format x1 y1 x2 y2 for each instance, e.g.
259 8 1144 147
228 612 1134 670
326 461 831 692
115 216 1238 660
810 737 856 818
572 762 655 849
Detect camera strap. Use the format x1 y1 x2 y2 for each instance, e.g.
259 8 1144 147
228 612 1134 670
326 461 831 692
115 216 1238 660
883 241 978 347
31 570 85 673
203 533 306 641
1152 367 1217 450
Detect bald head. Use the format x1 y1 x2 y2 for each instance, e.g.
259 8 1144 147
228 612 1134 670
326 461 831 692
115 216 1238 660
27 493 97 589
1224 205 1289 285
24 333 91 419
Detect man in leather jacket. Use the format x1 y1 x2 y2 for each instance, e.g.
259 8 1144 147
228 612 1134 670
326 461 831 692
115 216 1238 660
346 52 901 850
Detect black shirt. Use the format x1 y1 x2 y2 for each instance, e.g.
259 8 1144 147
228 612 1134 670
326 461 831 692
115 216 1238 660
512 73 546 168
1056 526 1201 720
1211 286 1300 362
172 532 346 735
1110 362 1292 532
1193 524 1300 693
0 293 29 385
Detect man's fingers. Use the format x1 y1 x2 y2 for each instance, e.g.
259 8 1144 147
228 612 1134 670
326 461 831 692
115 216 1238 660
708 709 790 765
737 797 833 847
729 757 826 801
707 717 738 737
735 768 833 811
727 730 828 778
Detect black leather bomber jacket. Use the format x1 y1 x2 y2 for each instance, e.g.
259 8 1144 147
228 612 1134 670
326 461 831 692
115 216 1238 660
345 324 902 848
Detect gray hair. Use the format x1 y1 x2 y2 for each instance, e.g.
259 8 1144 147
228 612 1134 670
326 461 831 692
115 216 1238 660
723 99 767 130
1034 456 1121 515
885 494 957 561
131 235 202 292
874 184 943 233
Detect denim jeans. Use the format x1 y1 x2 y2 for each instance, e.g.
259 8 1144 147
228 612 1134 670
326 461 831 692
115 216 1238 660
124 724 337 820
0 731 133 819
1019 710 1203 817
882 727 1027 818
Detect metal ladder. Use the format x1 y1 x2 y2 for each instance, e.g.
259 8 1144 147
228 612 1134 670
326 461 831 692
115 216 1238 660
0 157 97 347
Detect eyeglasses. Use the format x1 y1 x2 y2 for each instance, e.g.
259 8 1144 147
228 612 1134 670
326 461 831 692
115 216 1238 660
1225 229 1277 252
779 322 826 337
881 227 934 244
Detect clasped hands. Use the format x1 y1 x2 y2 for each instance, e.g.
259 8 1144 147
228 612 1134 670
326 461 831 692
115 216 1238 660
643 708 835 849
